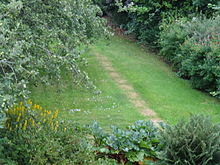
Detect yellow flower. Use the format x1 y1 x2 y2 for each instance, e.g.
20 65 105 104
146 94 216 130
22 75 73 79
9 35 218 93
23 120 27 130
16 116 20 122
52 110 59 119
21 106 25 111
33 104 37 109
27 99 32 105
32 120 35 126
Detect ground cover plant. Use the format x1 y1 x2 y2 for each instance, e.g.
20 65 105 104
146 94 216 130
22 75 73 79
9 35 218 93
90 120 163 164
90 115 220 165
0 0 109 123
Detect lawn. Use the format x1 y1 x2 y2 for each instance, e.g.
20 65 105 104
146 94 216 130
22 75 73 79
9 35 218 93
93 36 220 124
30 47 145 130
31 35 220 129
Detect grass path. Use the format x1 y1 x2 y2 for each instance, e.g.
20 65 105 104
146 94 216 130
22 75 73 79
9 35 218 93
95 52 162 123
30 35 220 129
93 35 220 124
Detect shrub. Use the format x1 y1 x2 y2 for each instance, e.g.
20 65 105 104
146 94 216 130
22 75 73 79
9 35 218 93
0 122 97 165
179 37 220 93
5 100 59 131
159 17 189 65
90 120 163 164
114 0 217 48
0 101 116 165
161 115 220 165
160 16 220 97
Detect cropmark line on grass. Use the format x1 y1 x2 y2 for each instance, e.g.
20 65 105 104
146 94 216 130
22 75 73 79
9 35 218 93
95 53 162 123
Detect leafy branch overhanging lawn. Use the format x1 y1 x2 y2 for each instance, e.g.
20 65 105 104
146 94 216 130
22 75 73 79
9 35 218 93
31 35 220 128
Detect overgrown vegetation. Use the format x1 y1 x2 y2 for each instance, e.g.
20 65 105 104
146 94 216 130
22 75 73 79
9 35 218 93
114 0 217 47
1 100 220 164
90 115 220 165
0 0 108 122
2 0 220 164
96 0 220 98
161 115 220 165
0 101 116 164
90 120 163 164
160 16 220 98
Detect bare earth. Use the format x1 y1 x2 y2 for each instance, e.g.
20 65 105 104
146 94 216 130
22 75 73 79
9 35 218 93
95 53 163 124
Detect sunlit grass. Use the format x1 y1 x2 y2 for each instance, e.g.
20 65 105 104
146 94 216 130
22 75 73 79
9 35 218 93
30 47 145 130
94 36 220 124
31 35 220 129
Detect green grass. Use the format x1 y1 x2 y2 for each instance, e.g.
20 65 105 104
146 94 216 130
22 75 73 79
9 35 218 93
30 47 145 130
31 35 220 129
93 36 220 124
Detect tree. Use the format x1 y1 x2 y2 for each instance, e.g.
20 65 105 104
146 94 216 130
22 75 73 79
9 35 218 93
0 0 109 123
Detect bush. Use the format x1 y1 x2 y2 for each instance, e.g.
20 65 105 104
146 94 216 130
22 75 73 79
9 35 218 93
5 100 59 131
161 115 220 165
159 17 189 65
159 16 220 97
90 120 163 164
114 0 217 48
0 123 95 165
0 101 116 165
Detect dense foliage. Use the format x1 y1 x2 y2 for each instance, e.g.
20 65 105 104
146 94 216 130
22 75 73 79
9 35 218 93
115 0 218 48
0 101 116 165
0 0 109 121
90 116 220 164
93 0 129 25
160 16 220 97
2 103 220 165
161 115 220 165
90 120 163 164
96 0 220 98
5 100 59 131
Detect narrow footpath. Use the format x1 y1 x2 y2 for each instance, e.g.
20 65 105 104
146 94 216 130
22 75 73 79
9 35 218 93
95 52 162 123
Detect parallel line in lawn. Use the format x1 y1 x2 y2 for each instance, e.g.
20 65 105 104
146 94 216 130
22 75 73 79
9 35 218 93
94 52 162 123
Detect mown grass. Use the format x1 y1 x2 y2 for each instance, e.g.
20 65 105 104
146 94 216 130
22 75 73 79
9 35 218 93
31 35 220 128
93 35 220 124
30 48 145 129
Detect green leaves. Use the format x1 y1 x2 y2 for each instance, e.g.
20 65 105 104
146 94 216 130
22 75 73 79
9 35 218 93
160 16 220 98
161 115 220 165
90 120 163 163
0 0 109 121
